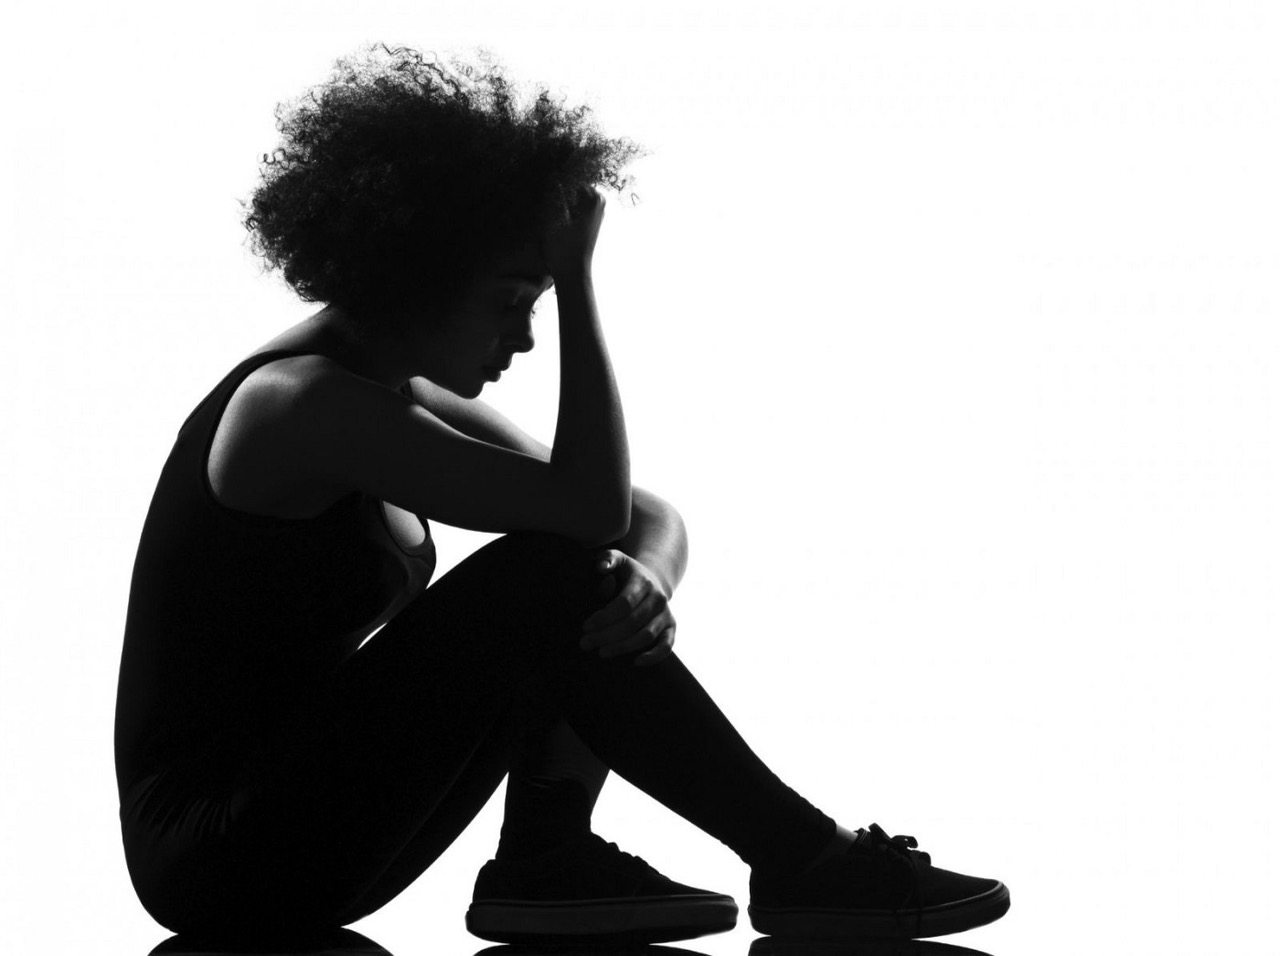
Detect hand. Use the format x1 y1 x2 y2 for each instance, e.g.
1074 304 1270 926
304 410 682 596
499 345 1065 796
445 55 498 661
541 185 605 280
579 551 676 667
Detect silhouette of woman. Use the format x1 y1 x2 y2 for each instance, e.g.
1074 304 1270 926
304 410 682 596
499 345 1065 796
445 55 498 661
114 43 1008 948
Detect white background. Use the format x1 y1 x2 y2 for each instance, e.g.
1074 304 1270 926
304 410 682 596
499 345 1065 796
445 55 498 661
2 1 1276 954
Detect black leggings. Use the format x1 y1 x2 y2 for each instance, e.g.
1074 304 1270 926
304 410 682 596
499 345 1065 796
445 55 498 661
120 532 836 938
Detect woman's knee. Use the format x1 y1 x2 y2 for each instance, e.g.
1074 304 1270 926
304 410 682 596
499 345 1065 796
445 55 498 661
494 530 599 564
485 532 601 597
397 530 607 669
484 532 609 643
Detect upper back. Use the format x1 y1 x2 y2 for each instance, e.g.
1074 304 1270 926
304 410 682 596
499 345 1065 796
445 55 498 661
117 345 436 792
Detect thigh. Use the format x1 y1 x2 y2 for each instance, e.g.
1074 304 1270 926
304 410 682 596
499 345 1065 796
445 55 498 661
156 531 604 935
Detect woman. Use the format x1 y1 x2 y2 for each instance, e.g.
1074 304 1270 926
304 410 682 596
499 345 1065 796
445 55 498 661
114 44 1010 946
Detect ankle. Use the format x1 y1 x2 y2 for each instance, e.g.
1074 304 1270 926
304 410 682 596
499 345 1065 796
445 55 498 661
789 824 860 877
498 776 595 861
496 820 593 861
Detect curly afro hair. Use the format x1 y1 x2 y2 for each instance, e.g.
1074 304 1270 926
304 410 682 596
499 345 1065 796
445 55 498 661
240 43 645 322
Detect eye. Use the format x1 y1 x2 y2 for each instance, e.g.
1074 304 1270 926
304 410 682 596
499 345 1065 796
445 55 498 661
506 296 541 316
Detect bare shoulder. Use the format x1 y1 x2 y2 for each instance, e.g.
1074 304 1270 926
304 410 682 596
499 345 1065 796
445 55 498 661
207 352 357 518
220 352 347 442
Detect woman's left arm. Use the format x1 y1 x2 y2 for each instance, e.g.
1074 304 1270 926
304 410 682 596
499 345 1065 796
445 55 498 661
608 486 687 599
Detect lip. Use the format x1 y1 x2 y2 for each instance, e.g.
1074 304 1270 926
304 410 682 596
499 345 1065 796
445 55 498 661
482 366 503 381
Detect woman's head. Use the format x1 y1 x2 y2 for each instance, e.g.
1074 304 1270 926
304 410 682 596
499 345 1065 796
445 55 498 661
241 43 644 325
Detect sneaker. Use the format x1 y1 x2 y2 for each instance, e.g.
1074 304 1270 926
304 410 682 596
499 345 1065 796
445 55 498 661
466 832 738 945
748 823 1010 940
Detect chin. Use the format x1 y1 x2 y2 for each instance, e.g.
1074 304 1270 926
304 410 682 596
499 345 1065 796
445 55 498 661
433 375 484 399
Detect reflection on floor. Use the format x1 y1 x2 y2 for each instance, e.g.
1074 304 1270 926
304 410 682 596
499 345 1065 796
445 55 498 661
747 938 994 956
147 926 390 955
147 931 994 956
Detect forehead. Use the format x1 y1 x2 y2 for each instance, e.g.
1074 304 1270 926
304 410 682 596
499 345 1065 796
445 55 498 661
482 239 552 290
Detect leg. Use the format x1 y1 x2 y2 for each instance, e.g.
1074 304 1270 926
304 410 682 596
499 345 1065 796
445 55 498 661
495 671 612 861
125 531 613 938
548 637 837 875
342 536 837 893
335 693 519 924
127 531 835 938
340 672 611 922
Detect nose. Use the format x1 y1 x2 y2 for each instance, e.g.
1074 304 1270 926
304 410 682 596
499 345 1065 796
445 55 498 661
505 319 535 355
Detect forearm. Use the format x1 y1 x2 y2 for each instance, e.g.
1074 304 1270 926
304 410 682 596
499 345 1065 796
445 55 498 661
612 487 688 598
550 270 631 536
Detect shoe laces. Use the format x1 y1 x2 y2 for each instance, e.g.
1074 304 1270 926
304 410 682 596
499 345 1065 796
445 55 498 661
594 834 654 874
861 823 932 934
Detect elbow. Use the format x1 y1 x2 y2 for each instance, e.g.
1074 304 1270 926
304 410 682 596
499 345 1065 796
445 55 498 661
591 504 631 548
576 493 631 549
573 521 628 550
604 509 632 545
608 485 633 540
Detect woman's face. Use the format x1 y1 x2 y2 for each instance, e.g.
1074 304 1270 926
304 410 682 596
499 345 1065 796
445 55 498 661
422 239 553 398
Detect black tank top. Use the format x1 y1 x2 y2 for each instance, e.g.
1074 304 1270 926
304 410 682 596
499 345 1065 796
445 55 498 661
114 348 436 798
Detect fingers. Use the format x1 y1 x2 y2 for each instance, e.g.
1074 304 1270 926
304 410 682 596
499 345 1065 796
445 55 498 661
581 561 644 632
598 614 675 661
634 626 676 667
577 550 676 664
552 184 601 226
567 184 603 217
580 589 674 661
542 186 604 277
581 585 668 646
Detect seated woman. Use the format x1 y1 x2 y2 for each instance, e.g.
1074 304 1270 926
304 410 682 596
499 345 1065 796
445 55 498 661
113 43 1009 947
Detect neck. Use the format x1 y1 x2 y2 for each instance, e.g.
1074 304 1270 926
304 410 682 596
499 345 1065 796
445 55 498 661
306 304 422 391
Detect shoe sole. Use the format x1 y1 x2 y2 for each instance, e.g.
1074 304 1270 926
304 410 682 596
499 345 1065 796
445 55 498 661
466 893 738 945
748 881 1010 940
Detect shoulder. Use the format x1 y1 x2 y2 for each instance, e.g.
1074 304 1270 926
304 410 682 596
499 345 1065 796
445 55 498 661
240 350 348 394
208 353 365 516
221 355 430 481
231 351 385 424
